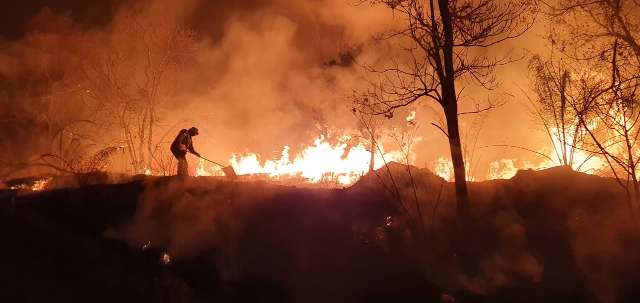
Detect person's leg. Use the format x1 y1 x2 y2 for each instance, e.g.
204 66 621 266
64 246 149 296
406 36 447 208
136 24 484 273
177 157 189 176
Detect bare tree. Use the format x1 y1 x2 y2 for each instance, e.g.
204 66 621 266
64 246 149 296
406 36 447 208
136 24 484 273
351 103 430 240
546 0 640 224
549 0 640 63
527 54 595 170
355 0 537 216
80 12 196 174
0 11 105 179
352 96 387 172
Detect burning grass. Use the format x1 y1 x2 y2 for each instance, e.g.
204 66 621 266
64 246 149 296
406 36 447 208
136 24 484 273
195 135 407 186
6 177 52 192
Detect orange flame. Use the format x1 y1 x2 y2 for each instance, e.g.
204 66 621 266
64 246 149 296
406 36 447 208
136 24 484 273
197 135 406 186
10 177 51 192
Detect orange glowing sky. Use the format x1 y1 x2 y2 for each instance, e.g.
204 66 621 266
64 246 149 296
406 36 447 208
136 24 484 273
0 0 590 181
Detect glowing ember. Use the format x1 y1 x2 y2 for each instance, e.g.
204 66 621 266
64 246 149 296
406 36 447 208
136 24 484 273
10 184 27 191
141 241 152 251
161 252 171 265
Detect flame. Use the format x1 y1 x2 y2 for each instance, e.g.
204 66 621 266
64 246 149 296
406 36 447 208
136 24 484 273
31 178 51 191
10 177 51 191
434 157 453 181
433 157 476 181
485 122 607 180
197 135 407 186
547 125 604 173
161 252 171 265
487 159 518 179
406 110 416 123
196 159 225 177
143 167 153 176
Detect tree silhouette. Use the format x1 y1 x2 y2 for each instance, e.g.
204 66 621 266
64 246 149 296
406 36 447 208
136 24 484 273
79 12 196 174
355 0 537 217
544 0 640 224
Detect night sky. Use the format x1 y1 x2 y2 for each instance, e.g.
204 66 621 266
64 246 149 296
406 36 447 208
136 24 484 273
1 0 126 40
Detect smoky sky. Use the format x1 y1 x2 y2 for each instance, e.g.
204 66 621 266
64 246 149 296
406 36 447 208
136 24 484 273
0 0 124 40
0 0 553 179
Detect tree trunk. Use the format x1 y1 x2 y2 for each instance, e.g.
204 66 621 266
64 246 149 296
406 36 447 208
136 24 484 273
369 138 375 172
439 0 471 218
147 106 155 169
445 104 470 218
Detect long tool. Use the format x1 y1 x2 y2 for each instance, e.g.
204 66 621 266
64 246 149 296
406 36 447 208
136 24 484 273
198 155 238 179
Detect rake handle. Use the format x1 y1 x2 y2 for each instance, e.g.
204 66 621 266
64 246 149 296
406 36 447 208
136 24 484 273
196 155 226 168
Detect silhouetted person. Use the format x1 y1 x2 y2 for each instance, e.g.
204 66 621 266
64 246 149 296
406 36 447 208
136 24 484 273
170 127 200 176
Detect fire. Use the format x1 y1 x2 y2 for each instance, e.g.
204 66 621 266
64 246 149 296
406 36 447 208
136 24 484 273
31 178 51 191
433 157 477 181
197 135 406 186
406 110 416 123
10 177 51 192
434 157 453 181
196 159 225 177
487 159 519 179
161 252 171 265
485 124 605 180
143 168 153 176
547 126 604 173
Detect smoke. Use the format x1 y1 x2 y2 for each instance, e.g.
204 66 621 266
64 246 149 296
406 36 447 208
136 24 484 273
103 165 640 301
493 167 639 302
372 164 640 301
565 194 639 303
163 0 395 159
4 2 640 301
0 0 556 180
0 0 395 177
107 178 245 259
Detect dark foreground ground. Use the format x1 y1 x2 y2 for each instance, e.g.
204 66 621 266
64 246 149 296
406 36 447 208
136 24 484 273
1 165 639 303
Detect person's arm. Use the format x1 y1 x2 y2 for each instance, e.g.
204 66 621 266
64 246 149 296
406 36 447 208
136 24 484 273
186 136 200 157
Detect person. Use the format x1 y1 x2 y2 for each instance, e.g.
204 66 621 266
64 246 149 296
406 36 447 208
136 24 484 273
170 127 200 176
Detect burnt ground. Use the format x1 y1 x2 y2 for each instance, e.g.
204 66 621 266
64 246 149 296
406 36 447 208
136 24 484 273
1 165 640 303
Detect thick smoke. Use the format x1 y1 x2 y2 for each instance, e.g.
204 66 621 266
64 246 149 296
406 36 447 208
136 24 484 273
105 164 640 301
1 0 552 180
3 3 639 300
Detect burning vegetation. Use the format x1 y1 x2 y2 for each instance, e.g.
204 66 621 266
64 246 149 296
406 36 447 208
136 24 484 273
2 0 640 302
195 135 405 186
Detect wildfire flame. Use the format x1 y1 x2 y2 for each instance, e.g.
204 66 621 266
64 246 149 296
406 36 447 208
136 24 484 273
434 157 454 181
487 124 605 180
547 125 604 173
143 168 153 176
191 112 608 183
10 177 51 192
196 135 406 186
487 159 519 180
31 178 50 191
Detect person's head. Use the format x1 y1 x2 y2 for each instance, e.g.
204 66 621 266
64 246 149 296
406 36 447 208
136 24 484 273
188 127 199 136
